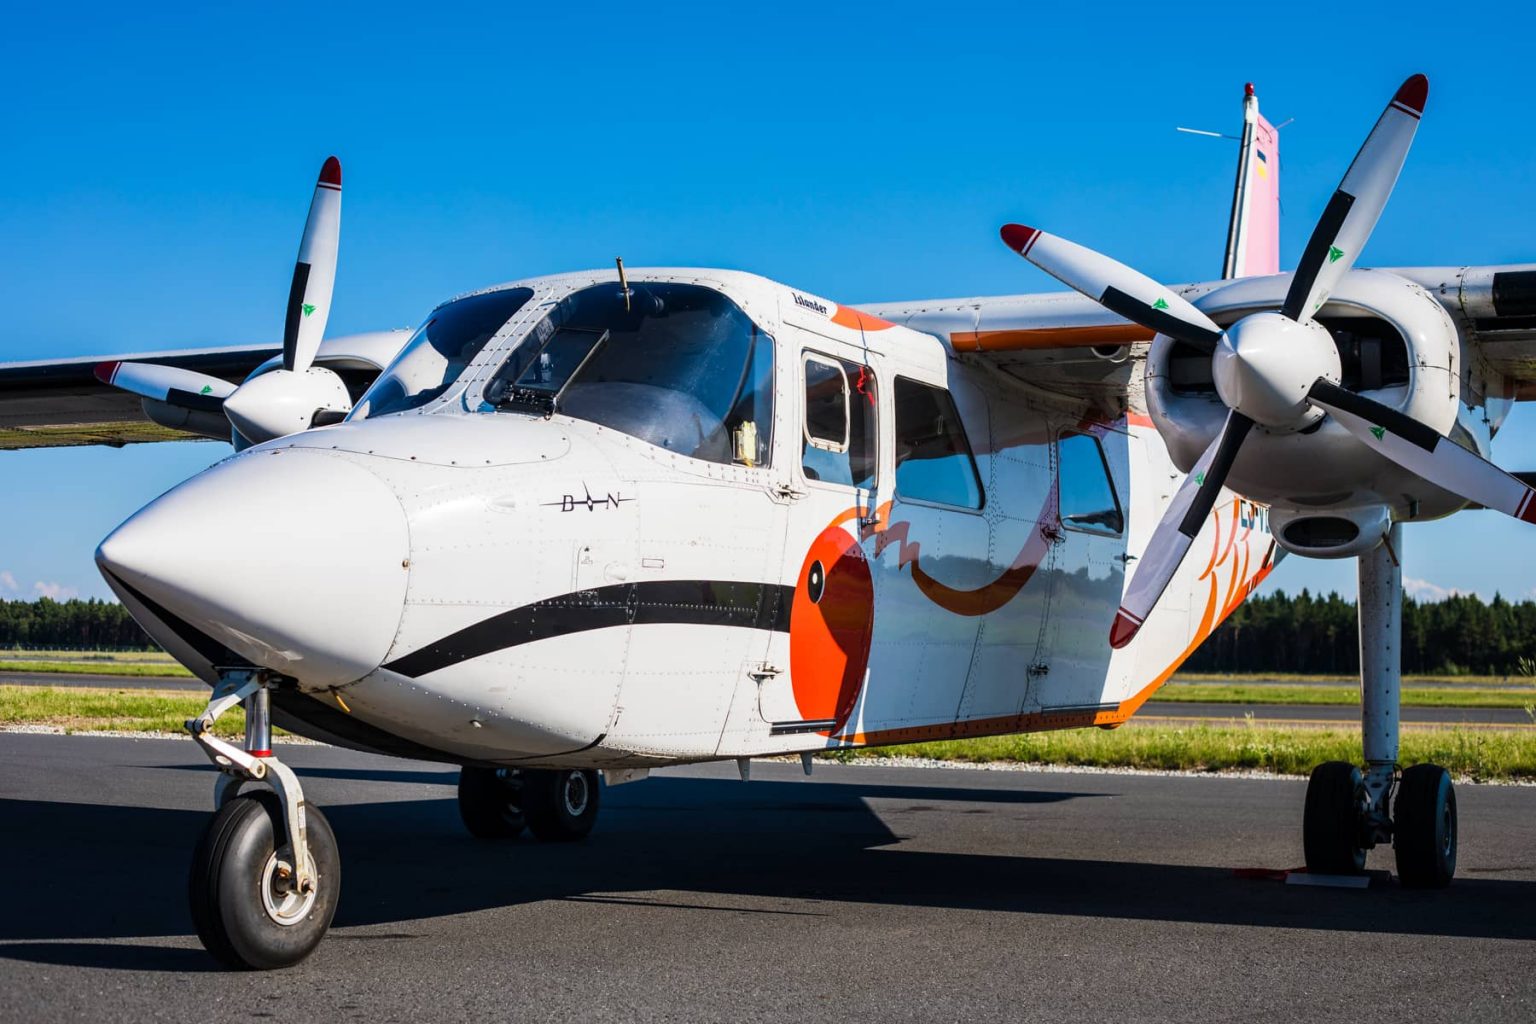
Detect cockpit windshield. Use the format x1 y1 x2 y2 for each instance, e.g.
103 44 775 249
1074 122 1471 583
351 287 533 420
486 283 773 467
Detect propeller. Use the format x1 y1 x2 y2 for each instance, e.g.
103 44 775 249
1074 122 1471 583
1000 74 1449 649
282 156 342 375
95 157 352 447
93 361 236 408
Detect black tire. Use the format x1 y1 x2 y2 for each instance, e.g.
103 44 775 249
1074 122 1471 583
1394 763 1457 889
521 768 600 842
1303 761 1367 875
458 766 526 839
188 791 340 970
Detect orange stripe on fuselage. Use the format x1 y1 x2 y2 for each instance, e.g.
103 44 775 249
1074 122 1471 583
950 323 1151 353
831 305 896 332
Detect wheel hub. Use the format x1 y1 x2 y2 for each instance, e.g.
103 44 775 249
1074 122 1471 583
1213 311 1340 430
562 771 589 817
261 850 317 926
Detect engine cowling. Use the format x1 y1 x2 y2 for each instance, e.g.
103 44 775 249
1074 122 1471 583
1145 268 1462 555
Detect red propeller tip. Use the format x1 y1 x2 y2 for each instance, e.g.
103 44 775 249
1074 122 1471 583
93 361 120 385
1108 608 1143 649
1000 223 1041 255
1393 74 1428 115
1244 82 1255 97
319 156 342 187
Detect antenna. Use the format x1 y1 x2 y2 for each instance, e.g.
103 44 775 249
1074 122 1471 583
615 256 631 312
1176 126 1241 140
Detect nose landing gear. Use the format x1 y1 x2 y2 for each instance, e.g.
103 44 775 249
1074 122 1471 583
186 672 339 969
1300 525 1457 888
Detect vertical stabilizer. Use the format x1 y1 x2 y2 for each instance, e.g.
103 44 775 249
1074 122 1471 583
1222 83 1280 278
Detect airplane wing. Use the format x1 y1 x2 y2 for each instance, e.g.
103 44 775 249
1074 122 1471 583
1395 265 1536 398
869 264 1536 415
0 331 407 451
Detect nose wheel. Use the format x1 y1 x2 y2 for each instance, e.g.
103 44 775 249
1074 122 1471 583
190 790 340 969
185 672 340 969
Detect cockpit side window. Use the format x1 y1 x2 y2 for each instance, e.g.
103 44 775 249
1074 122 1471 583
351 287 533 420
486 283 774 468
801 354 877 490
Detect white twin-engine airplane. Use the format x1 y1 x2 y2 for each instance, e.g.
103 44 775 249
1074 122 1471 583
5 74 1536 968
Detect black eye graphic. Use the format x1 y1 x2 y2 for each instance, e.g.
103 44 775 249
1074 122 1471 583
807 560 825 603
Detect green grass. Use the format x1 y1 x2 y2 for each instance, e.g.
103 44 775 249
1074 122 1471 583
1 649 177 663
4 685 1532 782
835 724 1536 783
0 659 194 677
0 685 247 737
1156 683 1536 709
1172 672 1528 686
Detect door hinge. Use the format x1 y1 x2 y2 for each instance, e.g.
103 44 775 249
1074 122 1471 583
772 482 806 502
748 663 783 682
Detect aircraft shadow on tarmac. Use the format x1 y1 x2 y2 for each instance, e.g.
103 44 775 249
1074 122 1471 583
1 773 1532 972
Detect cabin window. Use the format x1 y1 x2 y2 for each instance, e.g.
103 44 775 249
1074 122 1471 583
802 354 877 490
893 377 983 510
1057 432 1123 536
486 283 773 467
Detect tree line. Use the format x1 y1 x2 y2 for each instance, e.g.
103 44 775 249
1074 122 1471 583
0 597 155 649
1186 589 1536 676
3 590 1534 675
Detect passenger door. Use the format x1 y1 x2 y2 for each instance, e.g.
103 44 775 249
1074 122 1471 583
1029 428 1130 710
753 339 883 739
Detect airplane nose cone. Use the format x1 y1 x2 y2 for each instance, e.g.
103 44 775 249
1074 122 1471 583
96 449 410 687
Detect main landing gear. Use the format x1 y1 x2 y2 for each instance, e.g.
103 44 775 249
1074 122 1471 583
1301 525 1457 887
185 673 339 969
458 765 601 842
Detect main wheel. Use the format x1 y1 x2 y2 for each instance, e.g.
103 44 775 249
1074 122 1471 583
521 768 600 842
189 791 340 970
1394 763 1457 889
458 766 526 839
1303 761 1367 875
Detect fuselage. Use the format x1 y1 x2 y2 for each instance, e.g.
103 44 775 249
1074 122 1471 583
98 268 1277 767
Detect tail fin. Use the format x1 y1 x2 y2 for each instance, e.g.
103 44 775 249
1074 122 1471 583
1221 83 1280 278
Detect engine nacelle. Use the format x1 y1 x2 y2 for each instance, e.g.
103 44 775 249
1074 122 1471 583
1270 504 1392 559
1146 269 1462 520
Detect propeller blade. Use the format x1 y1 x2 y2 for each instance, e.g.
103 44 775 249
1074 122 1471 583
94 361 235 411
1281 75 1427 323
1308 379 1536 525
1111 410 1255 648
282 156 342 374
1000 223 1224 353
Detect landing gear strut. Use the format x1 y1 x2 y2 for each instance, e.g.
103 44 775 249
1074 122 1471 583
1301 524 1456 887
186 672 339 969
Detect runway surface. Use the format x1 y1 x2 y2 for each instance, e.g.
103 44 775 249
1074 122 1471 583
0 669 201 690
2 734 1532 1023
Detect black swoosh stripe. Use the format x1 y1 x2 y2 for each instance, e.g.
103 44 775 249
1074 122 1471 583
100 568 251 670
383 580 795 679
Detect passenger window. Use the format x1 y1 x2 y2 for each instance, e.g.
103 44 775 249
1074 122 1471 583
894 378 983 510
1058 432 1123 535
802 355 877 489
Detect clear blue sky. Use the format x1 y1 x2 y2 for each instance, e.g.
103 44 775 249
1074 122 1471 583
2 1 1533 604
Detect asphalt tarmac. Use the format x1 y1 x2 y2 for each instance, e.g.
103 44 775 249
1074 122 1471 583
1 733 1532 1023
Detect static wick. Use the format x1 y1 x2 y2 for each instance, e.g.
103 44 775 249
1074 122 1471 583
616 256 631 312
